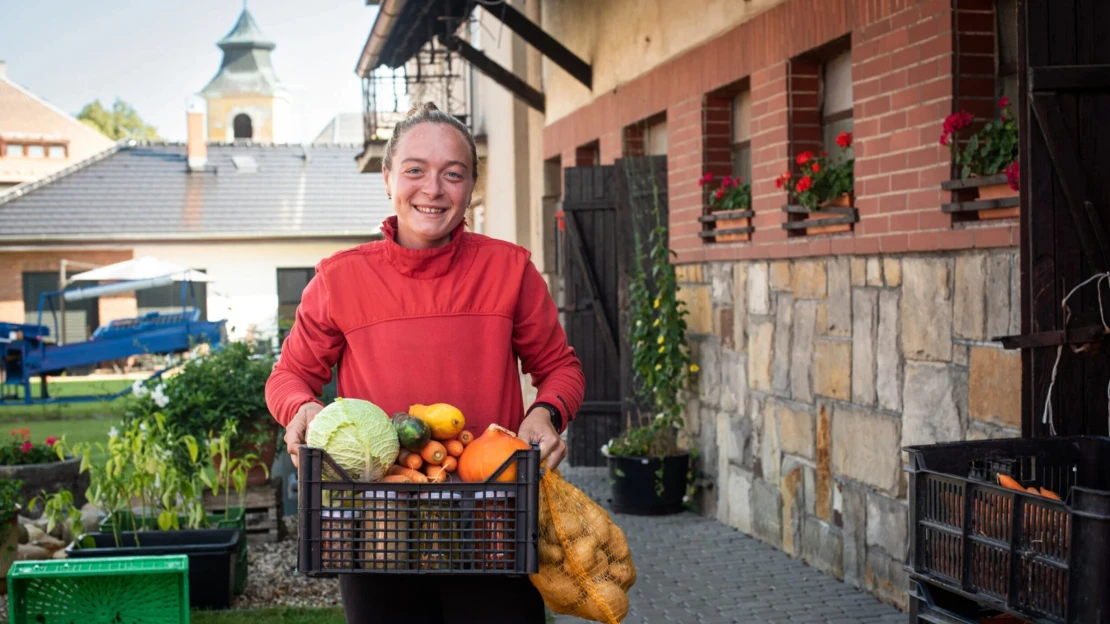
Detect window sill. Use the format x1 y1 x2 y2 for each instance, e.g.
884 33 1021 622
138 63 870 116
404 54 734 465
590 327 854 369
941 175 1019 223
699 209 754 243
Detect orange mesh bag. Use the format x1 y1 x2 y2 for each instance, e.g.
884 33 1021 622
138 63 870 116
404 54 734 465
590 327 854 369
530 468 635 623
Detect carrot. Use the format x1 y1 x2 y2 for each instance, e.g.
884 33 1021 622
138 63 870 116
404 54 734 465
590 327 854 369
398 449 423 470
421 440 447 465
997 474 1025 492
1027 486 1040 494
457 430 474 446
379 475 412 483
425 464 449 483
442 456 458 472
445 440 464 457
1040 487 1062 501
387 465 428 483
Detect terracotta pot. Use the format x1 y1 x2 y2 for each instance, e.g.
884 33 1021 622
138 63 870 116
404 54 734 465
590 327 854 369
715 216 750 242
975 182 1020 220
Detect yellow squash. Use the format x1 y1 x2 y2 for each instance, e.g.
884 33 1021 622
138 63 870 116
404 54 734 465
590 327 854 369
409 403 466 440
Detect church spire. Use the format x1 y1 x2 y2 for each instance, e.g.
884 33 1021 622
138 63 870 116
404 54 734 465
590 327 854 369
200 8 280 97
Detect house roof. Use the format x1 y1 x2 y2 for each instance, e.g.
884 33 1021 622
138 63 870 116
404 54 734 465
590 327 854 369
200 9 283 98
0 73 115 184
0 141 389 244
312 113 365 145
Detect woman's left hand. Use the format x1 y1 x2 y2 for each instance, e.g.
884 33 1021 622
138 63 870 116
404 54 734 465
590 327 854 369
517 408 566 470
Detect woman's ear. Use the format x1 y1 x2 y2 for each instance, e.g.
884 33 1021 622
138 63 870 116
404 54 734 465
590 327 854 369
382 167 392 200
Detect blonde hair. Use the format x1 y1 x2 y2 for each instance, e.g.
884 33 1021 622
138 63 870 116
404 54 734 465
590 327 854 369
382 102 479 180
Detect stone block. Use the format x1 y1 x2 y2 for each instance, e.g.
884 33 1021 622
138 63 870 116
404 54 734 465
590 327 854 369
720 348 747 413
814 340 851 400
902 362 967 449
953 343 969 367
749 395 764 475
714 307 735 349
866 548 910 611
791 300 817 403
770 261 792 291
850 257 867 287
884 257 902 287
840 483 867 588
902 258 953 362
986 253 1012 339
722 408 755 468
781 458 805 556
967 422 1021 441
816 404 832 521
748 263 770 315
969 346 1021 429
793 260 828 299
954 253 987 340
867 493 909 562
778 402 815 460
772 293 794 393
852 289 879 405
826 257 852 336
748 321 774 392
727 466 754 534
710 262 734 306
803 517 844 579
867 258 883 286
761 401 781 484
733 263 749 350
831 405 902 494
877 290 903 411
716 411 734 524
699 405 719 479
679 284 714 335
698 339 722 407
803 464 816 517
751 478 783 548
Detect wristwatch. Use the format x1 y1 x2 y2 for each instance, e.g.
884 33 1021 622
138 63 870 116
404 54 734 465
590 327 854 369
529 402 563 433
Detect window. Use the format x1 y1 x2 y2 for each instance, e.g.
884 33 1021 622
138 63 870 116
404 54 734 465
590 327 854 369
6 144 23 157
277 268 316 330
996 0 1018 106
233 114 253 140
48 145 66 159
136 275 208 321
731 90 752 184
22 271 99 343
645 120 668 156
25 145 44 158
821 50 854 158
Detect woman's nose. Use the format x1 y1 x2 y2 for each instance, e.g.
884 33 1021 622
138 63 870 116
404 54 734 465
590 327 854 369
421 175 443 197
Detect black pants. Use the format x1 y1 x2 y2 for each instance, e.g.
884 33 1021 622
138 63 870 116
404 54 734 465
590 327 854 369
339 574 546 623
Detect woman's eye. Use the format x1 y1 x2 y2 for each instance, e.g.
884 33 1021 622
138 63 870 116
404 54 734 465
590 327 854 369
405 168 421 175
445 171 462 180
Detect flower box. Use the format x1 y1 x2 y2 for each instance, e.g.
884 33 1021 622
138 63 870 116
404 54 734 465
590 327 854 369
781 193 858 236
698 209 754 243
940 173 1020 221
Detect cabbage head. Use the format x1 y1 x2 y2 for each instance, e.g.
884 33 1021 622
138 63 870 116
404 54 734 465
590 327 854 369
306 398 399 482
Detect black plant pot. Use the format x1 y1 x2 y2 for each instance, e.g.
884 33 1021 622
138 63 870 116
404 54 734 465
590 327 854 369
607 454 690 516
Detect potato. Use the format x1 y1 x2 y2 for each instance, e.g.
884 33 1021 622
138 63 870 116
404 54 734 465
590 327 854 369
582 505 611 544
609 559 637 590
564 535 605 578
607 523 630 560
539 539 564 564
575 581 629 623
532 566 583 612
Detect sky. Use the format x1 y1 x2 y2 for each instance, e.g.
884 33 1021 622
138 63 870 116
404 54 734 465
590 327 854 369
0 0 380 143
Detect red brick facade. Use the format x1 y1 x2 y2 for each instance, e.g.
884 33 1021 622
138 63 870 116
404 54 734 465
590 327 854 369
542 0 1018 264
0 250 135 324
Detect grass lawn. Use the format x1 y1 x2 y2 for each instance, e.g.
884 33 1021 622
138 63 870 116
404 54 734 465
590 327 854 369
0 378 133 462
192 608 345 624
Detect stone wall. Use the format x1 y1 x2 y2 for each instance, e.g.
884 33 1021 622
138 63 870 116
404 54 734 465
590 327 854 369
677 249 1021 610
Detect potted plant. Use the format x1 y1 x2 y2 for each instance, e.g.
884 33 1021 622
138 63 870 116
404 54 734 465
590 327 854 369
603 182 699 515
126 340 278 487
776 131 856 234
939 97 1019 219
0 429 88 516
700 173 753 242
0 478 21 596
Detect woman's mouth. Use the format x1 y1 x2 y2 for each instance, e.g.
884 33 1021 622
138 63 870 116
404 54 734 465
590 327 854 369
414 205 448 215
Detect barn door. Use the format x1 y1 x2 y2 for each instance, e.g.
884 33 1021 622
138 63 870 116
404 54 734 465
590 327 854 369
1018 0 1110 437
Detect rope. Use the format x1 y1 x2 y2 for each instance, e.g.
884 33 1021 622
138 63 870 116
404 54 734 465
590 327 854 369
1042 272 1110 436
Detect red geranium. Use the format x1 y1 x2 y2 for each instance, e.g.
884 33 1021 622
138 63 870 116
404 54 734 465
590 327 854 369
20 442 32 453
836 131 852 149
795 175 813 193
1005 160 1020 191
45 436 59 446
796 151 815 165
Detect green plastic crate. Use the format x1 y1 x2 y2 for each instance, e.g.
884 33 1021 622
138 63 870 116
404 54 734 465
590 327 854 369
7 555 190 624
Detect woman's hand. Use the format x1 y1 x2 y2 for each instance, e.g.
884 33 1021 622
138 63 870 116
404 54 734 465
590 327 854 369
517 407 566 470
285 401 324 468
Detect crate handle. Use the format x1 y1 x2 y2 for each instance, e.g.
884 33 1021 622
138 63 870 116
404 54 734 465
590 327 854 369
305 446 358 483
484 443 542 483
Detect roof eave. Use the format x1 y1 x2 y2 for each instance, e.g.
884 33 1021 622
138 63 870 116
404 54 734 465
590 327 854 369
356 0 408 77
0 229 385 246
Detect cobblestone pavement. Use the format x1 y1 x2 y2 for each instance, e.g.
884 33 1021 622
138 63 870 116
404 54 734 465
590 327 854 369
554 467 905 624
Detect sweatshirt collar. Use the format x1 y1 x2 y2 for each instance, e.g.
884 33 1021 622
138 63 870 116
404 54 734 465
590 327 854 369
379 215 467 279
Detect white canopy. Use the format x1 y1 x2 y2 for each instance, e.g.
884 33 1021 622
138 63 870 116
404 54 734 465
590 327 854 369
68 256 212 283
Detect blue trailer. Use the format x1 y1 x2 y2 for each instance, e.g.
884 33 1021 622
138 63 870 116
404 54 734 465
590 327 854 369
0 277 226 405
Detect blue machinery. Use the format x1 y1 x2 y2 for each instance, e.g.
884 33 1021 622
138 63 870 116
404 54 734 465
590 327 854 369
0 276 226 405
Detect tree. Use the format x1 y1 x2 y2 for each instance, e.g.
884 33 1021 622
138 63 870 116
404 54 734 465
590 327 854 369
77 99 162 141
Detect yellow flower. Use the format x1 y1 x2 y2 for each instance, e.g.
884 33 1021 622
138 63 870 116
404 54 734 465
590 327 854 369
690 364 700 373
658 346 665 353
655 363 662 371
657 335 665 344
653 318 660 327
653 297 660 309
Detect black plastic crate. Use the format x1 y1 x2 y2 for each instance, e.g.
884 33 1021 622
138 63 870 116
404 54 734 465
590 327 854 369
298 445 540 576
909 579 1028 624
905 436 1110 624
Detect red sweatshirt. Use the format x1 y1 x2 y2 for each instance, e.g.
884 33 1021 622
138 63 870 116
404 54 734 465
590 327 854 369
265 216 585 439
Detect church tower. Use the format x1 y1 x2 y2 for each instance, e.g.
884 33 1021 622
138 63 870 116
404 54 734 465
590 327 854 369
200 9 289 143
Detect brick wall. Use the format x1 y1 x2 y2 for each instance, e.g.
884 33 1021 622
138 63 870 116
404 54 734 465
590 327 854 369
542 0 1018 264
0 250 134 323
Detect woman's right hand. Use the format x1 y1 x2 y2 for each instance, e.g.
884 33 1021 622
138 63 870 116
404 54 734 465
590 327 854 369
286 401 324 468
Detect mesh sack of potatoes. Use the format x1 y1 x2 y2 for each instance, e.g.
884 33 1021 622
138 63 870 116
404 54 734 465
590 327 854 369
529 468 635 623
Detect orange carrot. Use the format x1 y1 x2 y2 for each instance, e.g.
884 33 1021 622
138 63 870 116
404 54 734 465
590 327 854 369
457 430 474 446
1040 487 1062 501
421 440 447 465
425 464 449 483
997 474 1025 492
398 449 423 470
379 475 412 483
387 465 428 483
442 456 458 472
445 440 464 457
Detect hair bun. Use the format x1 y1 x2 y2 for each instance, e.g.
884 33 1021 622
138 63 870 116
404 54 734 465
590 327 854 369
406 101 440 119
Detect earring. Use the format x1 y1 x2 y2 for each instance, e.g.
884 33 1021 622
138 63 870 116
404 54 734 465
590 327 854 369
387 193 392 199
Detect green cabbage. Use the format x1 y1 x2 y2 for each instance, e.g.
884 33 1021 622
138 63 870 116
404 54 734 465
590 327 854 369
307 397 399 482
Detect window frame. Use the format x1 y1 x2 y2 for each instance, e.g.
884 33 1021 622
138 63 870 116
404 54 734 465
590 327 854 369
819 48 854 158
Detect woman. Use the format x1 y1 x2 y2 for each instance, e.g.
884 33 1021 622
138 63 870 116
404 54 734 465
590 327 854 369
265 102 585 624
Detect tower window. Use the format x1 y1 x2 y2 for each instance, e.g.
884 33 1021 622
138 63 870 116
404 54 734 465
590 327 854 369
233 114 253 140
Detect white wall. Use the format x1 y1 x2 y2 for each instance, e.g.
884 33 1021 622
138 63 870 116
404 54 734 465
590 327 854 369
131 240 360 340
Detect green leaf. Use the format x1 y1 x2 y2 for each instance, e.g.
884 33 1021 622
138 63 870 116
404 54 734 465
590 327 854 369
614 468 626 478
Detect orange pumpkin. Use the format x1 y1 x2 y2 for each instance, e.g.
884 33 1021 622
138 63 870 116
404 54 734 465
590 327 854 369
458 424 530 482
